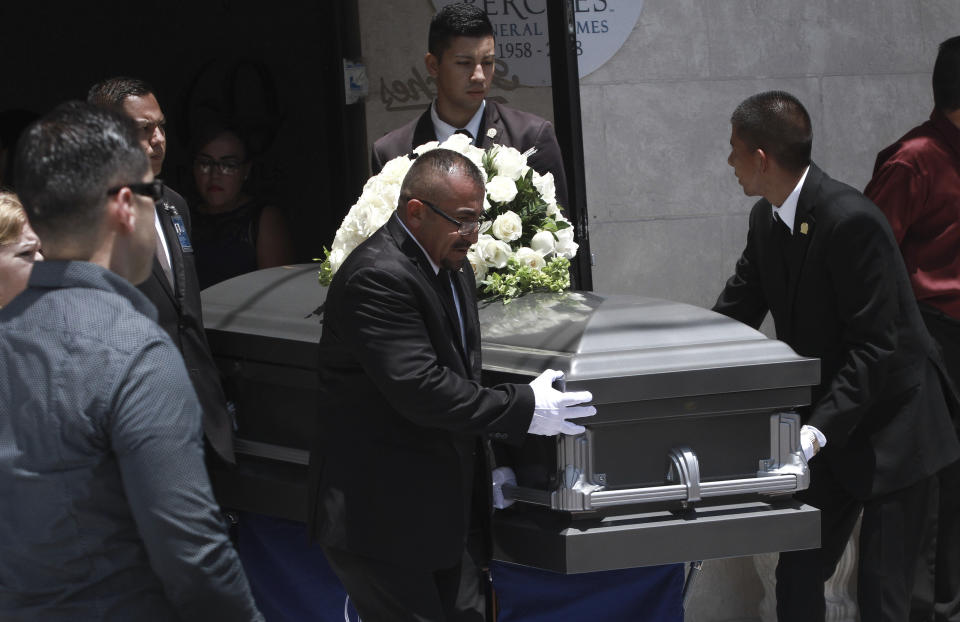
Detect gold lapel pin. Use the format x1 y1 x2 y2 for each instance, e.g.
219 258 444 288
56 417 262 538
800 222 809 235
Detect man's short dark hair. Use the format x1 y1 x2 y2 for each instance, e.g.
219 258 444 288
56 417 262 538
933 35 960 112
428 4 494 58
14 101 148 241
731 91 812 173
87 76 156 109
399 148 485 209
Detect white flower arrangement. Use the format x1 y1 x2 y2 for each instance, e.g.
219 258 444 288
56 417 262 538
318 135 578 302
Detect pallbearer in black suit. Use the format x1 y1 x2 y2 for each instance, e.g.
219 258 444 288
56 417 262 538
88 77 235 465
714 91 960 622
371 4 569 210
309 148 595 622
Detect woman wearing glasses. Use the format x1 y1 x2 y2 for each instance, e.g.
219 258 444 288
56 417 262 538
190 126 293 289
0 191 42 308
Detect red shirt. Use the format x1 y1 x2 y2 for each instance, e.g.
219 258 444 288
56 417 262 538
865 109 960 319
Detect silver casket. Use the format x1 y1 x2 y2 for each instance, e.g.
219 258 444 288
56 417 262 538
202 265 821 574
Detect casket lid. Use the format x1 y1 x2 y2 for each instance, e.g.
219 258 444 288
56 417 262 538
201 265 325 368
479 292 819 404
201 266 819 403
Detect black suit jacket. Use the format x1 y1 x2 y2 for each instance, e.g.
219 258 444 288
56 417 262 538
371 100 570 210
714 164 959 499
138 185 235 464
307 214 534 571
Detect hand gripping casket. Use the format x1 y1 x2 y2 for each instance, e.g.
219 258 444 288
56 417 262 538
201 265 821 574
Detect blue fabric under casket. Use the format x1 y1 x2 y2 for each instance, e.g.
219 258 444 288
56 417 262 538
490 560 684 622
237 512 684 622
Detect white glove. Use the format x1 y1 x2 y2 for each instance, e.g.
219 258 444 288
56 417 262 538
800 425 827 461
527 369 596 436
492 466 517 509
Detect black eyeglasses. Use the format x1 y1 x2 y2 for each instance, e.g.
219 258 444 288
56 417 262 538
106 178 164 201
419 199 482 236
194 157 245 176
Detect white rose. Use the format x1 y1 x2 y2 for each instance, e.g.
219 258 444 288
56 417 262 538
467 249 488 284
493 146 529 180
486 128 497 139
486 176 518 204
514 246 546 269
490 211 522 242
546 202 562 218
465 148 487 178
440 133 474 153
532 171 557 205
475 234 513 268
412 140 439 155
530 230 556 256
555 227 579 259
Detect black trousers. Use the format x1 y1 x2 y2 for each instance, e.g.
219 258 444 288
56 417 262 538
913 306 960 622
776 463 934 622
323 535 487 622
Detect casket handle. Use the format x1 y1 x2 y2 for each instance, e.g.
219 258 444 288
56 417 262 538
667 446 702 504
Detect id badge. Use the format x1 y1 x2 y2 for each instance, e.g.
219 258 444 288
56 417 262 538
171 214 193 252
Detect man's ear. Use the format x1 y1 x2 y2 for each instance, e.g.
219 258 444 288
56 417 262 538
106 188 137 234
404 198 427 230
755 148 769 173
425 52 440 78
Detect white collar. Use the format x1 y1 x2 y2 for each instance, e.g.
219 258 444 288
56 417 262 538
431 99 485 145
771 165 809 233
153 206 171 265
395 212 440 275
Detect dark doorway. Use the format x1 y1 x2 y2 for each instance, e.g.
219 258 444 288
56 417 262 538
0 1 367 261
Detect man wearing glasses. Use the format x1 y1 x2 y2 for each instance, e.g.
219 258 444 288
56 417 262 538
0 101 262 620
87 76 235 466
309 148 594 622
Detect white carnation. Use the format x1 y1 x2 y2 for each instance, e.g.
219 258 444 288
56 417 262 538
490 211 522 242
327 247 347 273
486 176 518 204
379 156 414 186
555 227 579 259
493 146 529 180
530 230 556 256
475 234 513 268
351 195 392 237
514 246 546 269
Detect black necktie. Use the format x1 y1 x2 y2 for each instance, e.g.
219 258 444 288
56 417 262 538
454 128 474 144
439 269 467 353
772 212 793 244
772 213 794 280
